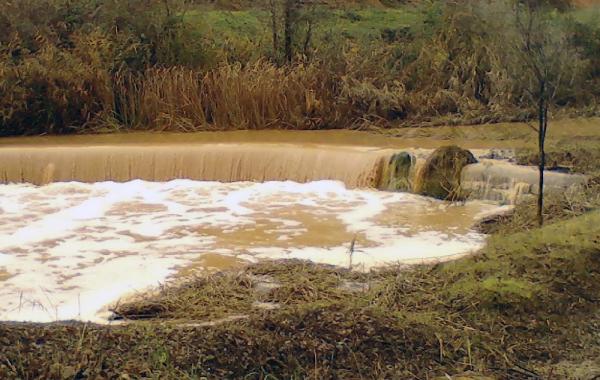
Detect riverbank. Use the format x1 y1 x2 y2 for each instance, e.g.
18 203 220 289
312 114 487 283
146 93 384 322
2 196 599 378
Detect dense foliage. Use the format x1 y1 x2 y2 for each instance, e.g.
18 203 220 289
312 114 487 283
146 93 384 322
0 0 599 135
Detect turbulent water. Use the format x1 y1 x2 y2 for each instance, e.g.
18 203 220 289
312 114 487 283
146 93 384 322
0 132 585 203
1 126 591 323
0 144 390 187
0 179 505 323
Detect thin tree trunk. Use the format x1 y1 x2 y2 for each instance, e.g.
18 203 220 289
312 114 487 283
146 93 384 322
284 0 294 63
270 0 279 59
163 0 171 17
538 130 545 226
537 80 546 227
303 19 313 59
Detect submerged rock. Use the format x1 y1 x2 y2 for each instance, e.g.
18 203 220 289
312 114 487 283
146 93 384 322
415 145 477 200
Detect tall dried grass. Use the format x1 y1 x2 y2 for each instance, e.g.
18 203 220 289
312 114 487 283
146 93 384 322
115 68 205 131
113 61 342 131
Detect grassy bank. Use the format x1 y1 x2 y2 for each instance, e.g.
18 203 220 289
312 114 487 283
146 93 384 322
187 6 422 48
2 189 600 378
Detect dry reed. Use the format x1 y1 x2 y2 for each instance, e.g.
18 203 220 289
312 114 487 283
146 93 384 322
113 61 342 131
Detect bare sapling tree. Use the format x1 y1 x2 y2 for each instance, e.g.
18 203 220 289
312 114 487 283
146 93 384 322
269 0 280 55
512 0 579 226
283 0 295 62
268 0 316 63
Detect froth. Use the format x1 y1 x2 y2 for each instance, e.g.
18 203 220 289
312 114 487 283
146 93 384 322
0 180 503 323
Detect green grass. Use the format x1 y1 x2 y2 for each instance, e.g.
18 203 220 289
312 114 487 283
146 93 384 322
444 210 600 311
184 4 597 56
183 5 423 58
315 8 421 41
570 4 600 23
186 9 266 38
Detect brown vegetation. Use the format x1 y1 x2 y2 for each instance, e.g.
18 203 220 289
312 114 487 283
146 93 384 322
1 0 599 136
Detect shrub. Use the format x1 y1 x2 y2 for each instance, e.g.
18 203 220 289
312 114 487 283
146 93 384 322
1 0 599 135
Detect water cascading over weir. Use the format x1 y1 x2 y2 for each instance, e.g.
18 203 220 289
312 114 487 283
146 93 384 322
0 148 584 205
0 131 586 203
0 144 388 188
0 131 589 322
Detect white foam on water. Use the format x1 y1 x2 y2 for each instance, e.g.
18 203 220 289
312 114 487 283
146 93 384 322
0 180 503 323
0 252 11 265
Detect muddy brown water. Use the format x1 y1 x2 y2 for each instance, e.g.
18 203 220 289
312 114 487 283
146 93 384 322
1 118 597 187
1 118 598 148
0 119 595 323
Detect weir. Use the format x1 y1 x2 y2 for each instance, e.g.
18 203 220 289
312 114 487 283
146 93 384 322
0 135 585 204
0 144 389 188
0 130 588 322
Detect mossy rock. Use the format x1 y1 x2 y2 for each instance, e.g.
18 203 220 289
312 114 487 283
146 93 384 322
379 151 414 191
415 145 477 200
385 151 415 191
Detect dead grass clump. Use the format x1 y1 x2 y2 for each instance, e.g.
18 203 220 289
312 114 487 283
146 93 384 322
0 0 209 136
246 304 443 379
112 260 368 321
115 68 206 131
112 272 255 321
247 260 368 305
516 142 600 175
0 306 446 379
112 61 342 132
0 39 115 136
257 271 345 305
477 182 600 235
201 61 337 130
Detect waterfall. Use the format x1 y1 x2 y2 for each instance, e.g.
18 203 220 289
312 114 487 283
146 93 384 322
0 135 586 204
